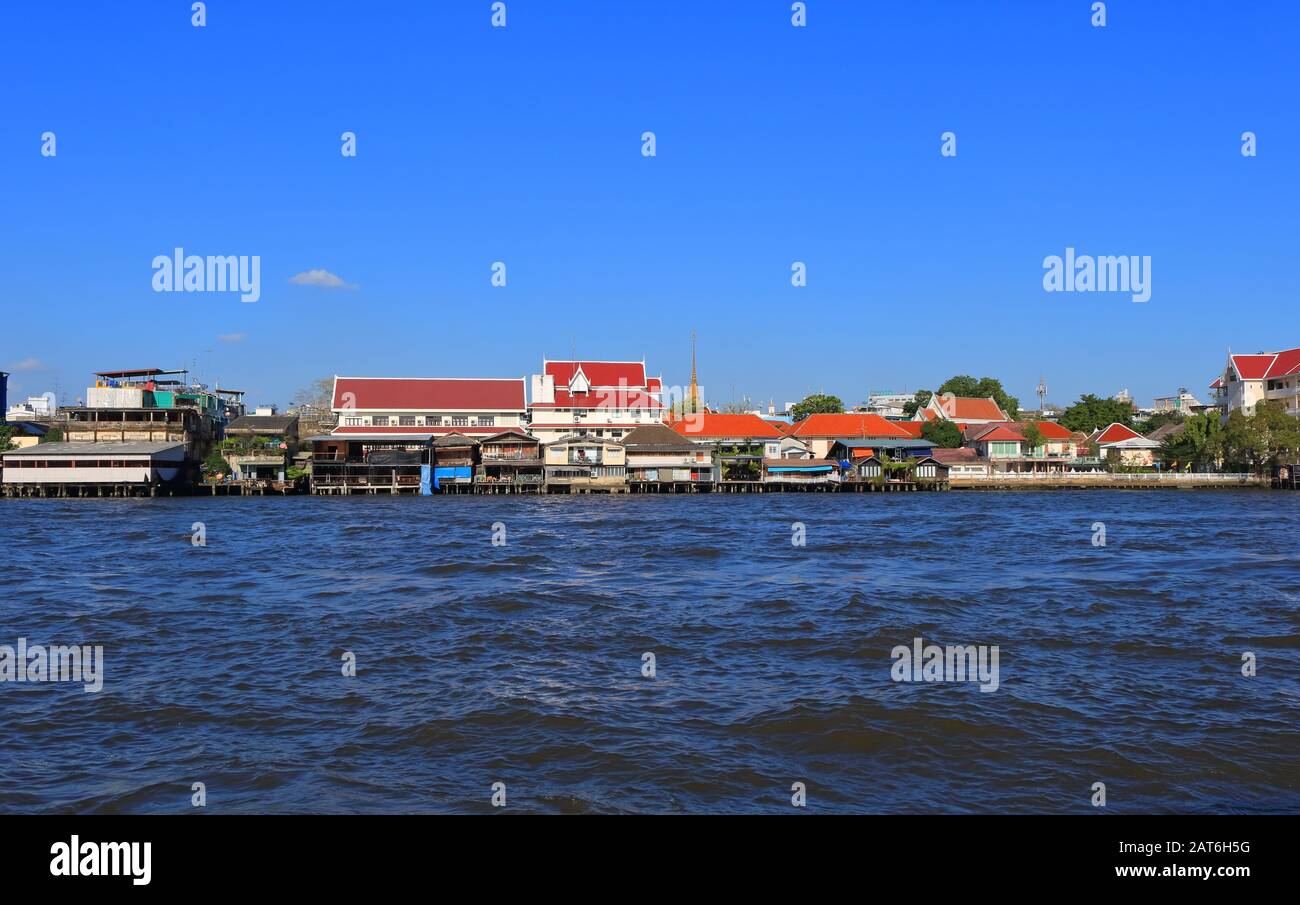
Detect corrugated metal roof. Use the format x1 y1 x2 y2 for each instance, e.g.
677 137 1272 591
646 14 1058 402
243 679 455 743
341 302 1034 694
227 414 298 432
2 441 185 456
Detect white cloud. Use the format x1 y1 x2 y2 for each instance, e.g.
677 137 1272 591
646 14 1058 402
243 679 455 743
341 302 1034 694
3 356 46 372
288 269 353 289
217 332 246 343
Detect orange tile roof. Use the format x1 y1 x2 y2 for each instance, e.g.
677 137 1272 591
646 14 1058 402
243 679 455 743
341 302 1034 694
930 395 1009 421
1015 420 1073 440
974 424 1025 442
669 412 785 439
790 413 912 438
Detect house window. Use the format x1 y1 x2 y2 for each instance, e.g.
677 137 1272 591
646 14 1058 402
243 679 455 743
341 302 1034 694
988 441 1018 458
425 416 441 426
344 416 362 426
373 416 390 427
917 464 936 477
451 416 468 427
399 416 416 426
476 416 495 427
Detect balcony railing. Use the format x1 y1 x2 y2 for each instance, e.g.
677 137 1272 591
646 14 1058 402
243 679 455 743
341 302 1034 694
310 463 424 486
475 473 543 484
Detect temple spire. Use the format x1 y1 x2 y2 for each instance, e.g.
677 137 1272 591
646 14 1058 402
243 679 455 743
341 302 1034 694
688 330 700 413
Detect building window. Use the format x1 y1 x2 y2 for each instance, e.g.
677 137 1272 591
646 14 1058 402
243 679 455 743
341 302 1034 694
344 416 362 426
476 416 495 427
451 416 468 427
399 416 416 426
425 416 441 426
373 416 390 427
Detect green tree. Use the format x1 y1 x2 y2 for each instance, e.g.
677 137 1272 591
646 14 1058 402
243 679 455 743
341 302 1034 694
903 390 933 418
790 393 843 422
0 425 14 452
1137 411 1185 433
39 427 63 443
203 448 232 478
933 375 1020 420
920 419 962 449
1058 394 1135 433
1218 402 1300 472
1020 422 1046 454
1160 412 1223 471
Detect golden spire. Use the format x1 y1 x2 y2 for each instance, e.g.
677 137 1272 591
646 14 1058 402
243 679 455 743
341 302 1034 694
688 330 700 413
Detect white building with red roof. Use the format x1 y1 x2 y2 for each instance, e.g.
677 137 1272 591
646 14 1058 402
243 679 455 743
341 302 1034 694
329 376 528 440
1210 347 1300 417
1087 422 1161 467
527 359 665 443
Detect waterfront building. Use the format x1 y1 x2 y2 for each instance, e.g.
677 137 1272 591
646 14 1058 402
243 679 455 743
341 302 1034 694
312 376 525 492
762 458 839 486
227 454 286 484
225 412 300 453
477 429 544 489
2 441 187 494
848 454 949 486
622 423 714 489
542 434 628 492
38 368 228 489
432 432 479 490
527 359 664 443
914 395 1010 425
1209 347 1300 417
788 413 912 459
930 447 990 477
827 437 935 462
964 419 1081 474
669 412 786 481
330 376 527 439
966 423 1026 466
1088 423 1162 467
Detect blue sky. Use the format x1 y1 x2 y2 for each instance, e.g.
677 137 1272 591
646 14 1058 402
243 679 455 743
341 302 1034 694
2 1 1297 411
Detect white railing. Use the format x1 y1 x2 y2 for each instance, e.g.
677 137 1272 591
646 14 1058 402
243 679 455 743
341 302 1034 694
955 472 1256 483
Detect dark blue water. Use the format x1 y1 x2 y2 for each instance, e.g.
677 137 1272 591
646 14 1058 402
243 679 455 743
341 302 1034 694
1 491 1297 814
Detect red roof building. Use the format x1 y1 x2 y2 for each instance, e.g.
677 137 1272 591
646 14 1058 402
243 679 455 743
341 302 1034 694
329 376 527 439
1090 422 1144 445
669 412 785 440
915 394 1010 425
1211 346 1300 417
527 359 665 442
789 413 912 458
1086 422 1162 467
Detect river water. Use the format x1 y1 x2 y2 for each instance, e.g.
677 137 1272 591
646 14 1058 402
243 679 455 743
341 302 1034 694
1 491 1297 813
